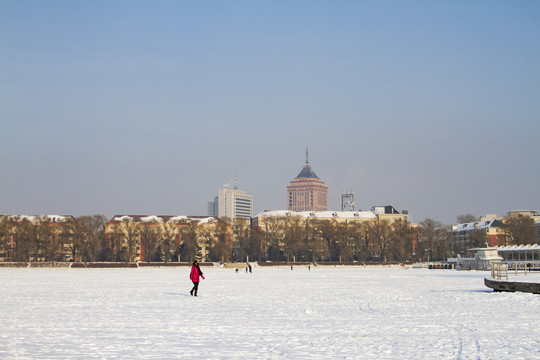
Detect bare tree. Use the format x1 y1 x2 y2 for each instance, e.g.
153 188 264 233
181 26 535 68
28 216 48 261
139 222 161 262
282 217 304 262
35 216 59 261
102 223 123 261
10 218 34 262
389 219 415 263
159 223 178 262
502 215 536 245
313 219 341 262
233 218 251 262
336 221 355 262
0 216 8 261
307 218 330 262
120 219 140 262
347 221 370 262
263 217 288 261
199 224 212 261
178 221 201 262
214 220 231 262
468 228 489 248
63 215 106 262
2 216 32 261
249 226 264 262
456 214 478 224
417 219 451 261
367 218 392 262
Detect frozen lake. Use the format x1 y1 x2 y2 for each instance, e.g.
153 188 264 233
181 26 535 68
1 265 539 359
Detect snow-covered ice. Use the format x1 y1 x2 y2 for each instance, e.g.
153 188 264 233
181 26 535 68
1 266 539 359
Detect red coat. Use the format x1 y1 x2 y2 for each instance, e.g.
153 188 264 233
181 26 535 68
190 265 204 282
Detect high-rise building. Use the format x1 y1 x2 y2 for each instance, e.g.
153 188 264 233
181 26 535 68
287 149 328 211
208 178 253 219
208 196 218 216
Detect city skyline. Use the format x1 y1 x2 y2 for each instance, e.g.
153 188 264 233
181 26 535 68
1 1 539 225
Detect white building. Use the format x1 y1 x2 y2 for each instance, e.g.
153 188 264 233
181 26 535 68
208 180 253 220
455 247 503 270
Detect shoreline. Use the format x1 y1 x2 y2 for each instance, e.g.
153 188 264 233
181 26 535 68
0 261 416 269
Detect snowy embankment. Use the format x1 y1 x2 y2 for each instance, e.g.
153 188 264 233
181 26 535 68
0 266 539 359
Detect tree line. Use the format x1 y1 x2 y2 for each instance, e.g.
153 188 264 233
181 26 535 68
244 214 537 263
0 214 537 263
247 217 441 263
0 215 107 262
0 215 233 263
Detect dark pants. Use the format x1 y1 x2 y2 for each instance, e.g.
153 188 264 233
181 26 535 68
191 281 199 295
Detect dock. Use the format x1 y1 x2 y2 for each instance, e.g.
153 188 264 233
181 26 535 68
484 277 540 294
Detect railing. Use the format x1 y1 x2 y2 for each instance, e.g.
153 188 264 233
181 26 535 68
491 262 508 280
491 262 540 280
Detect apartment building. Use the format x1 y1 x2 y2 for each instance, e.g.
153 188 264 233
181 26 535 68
208 182 254 220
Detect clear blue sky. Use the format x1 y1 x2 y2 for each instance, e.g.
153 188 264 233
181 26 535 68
1 0 539 225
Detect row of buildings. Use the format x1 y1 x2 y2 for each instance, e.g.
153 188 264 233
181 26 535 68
0 206 410 263
2 151 539 263
452 210 540 248
206 150 396 220
2 207 538 263
0 206 540 261
207 150 332 220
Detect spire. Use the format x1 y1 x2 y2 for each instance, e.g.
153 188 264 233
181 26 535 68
234 175 238 190
296 147 319 179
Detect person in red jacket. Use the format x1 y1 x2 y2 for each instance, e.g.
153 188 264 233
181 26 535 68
189 260 204 296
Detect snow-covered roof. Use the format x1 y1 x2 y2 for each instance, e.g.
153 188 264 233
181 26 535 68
497 244 540 252
109 215 223 224
113 215 134 222
141 215 163 223
453 219 501 231
167 216 188 223
455 223 474 231
197 217 217 224
2 215 72 223
254 210 376 220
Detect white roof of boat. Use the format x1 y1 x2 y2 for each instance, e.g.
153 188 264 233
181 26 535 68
497 244 540 252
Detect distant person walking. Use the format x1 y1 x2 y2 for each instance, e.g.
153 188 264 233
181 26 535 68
190 260 204 297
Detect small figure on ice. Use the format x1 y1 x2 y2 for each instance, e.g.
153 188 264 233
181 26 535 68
189 260 204 297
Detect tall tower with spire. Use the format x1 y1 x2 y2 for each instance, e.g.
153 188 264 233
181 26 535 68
287 148 328 211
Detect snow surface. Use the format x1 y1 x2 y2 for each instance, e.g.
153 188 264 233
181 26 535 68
1 266 539 359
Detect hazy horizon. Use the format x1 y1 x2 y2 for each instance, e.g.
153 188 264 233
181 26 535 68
2 1 539 225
